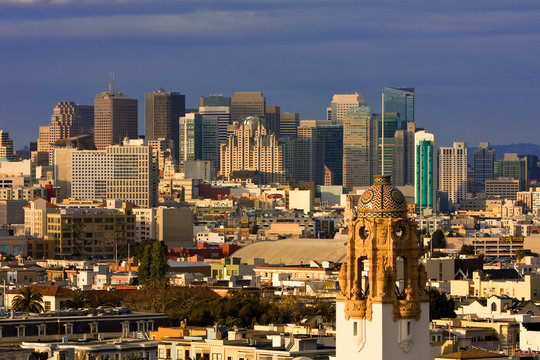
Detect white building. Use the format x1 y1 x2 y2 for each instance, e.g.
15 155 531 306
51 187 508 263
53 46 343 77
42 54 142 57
288 189 311 213
23 197 59 238
439 141 467 207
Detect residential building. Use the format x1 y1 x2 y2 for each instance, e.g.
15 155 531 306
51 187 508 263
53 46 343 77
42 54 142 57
132 207 194 248
439 141 468 207
451 271 540 301
329 93 366 125
0 199 27 226
230 91 266 123
342 106 378 190
93 86 138 150
145 90 185 158
383 87 415 129
219 116 288 184
473 142 495 194
24 197 60 238
415 131 437 214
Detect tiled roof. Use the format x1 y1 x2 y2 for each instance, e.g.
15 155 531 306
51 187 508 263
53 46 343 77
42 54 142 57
6 285 74 297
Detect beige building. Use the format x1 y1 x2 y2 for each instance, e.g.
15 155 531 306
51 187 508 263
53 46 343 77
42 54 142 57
439 141 468 206
148 138 175 176
220 117 287 184
0 130 16 161
36 125 50 165
94 88 138 150
329 93 366 125
52 147 77 202
342 105 378 189
24 197 60 238
48 102 82 162
133 207 194 248
230 91 266 123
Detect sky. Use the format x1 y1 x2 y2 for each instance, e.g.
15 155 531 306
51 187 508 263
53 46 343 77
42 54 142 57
0 0 539 149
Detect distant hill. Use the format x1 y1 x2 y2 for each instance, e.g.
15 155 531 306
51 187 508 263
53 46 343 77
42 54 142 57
468 143 540 164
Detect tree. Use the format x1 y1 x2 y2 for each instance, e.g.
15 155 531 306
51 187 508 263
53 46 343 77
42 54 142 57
515 249 526 262
431 230 446 249
428 288 455 320
86 294 113 308
137 240 170 288
11 287 44 313
459 244 475 255
65 293 87 309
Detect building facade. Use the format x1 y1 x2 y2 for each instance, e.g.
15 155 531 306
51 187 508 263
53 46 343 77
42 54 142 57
383 87 415 130
230 92 266 124
415 131 437 214
329 93 366 125
473 142 495 194
439 141 468 207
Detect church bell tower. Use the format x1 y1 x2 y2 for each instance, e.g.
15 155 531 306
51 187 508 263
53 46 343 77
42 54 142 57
336 175 429 360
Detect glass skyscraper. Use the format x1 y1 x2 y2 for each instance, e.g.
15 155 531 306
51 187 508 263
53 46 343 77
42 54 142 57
315 121 343 185
415 131 437 214
473 142 495 194
384 87 414 130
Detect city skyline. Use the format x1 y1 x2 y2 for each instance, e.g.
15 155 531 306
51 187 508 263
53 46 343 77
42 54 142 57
1 0 540 148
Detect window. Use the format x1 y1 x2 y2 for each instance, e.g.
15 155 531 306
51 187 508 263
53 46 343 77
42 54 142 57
90 322 98 334
159 348 164 358
407 321 411 336
166 349 171 359
16 326 25 337
64 323 73 335
491 303 497 312
353 321 358 336
177 349 183 359
38 324 47 336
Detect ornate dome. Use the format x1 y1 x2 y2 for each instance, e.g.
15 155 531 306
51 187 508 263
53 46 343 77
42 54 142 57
357 175 408 217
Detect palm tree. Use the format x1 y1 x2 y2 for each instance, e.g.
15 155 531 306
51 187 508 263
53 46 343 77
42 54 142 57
86 294 113 308
11 287 44 313
65 292 87 309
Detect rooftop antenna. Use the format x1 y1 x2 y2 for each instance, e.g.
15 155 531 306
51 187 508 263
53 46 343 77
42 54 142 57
381 89 385 175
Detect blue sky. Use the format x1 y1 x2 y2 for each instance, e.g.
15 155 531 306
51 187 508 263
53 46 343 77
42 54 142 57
0 0 539 148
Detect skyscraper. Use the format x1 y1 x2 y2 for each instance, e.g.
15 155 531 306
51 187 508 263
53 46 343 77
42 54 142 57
329 93 366 125
342 106 378 190
392 121 416 186
78 105 95 135
94 86 138 150
199 95 231 144
145 90 185 157
494 153 527 191
473 142 495 194
265 105 280 136
0 131 16 161
315 121 343 185
279 112 299 138
178 113 202 172
375 112 398 176
415 131 437 214
291 122 325 184
439 141 468 207
48 101 82 161
230 92 266 123
383 87 415 130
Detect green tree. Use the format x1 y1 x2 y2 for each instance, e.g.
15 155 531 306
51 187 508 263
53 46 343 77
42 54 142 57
428 288 455 320
459 244 475 255
65 292 87 309
86 294 113 308
431 230 446 248
137 240 170 288
11 287 44 313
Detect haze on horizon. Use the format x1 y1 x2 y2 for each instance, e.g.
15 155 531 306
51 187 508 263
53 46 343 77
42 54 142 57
0 0 539 148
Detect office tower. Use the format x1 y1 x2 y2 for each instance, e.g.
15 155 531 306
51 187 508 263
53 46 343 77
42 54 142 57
145 90 185 157
48 102 82 162
36 125 50 165
415 131 437 214
375 112 398 176
473 142 495 194
329 93 366 125
383 87 415 129
78 105 94 135
230 92 266 123
439 141 468 207
392 121 416 186
315 121 343 185
494 153 528 191
219 116 287 184
521 154 539 183
279 112 299 138
336 175 429 360
342 106 378 190
199 95 231 144
0 131 16 161
200 115 219 175
291 122 325 184
71 139 157 207
178 113 202 172
94 85 138 150
265 105 280 136
148 138 175 176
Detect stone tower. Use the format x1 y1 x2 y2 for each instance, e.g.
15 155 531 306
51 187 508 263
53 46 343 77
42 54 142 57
336 175 429 360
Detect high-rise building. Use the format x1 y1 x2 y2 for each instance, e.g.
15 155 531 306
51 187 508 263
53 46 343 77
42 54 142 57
145 90 185 157
279 112 299 138
375 112 398 176
199 95 231 144
94 86 138 150
291 122 325 184
36 125 51 165
178 113 202 173
71 139 157 208
315 121 343 185
329 93 366 125
78 105 95 135
219 116 287 184
439 141 468 207
230 92 266 123
148 138 175 176
265 105 280 136
415 131 437 214
392 122 416 186
383 87 415 130
342 106 378 190
336 175 429 360
0 131 16 161
473 142 495 194
48 102 82 162
494 153 527 191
